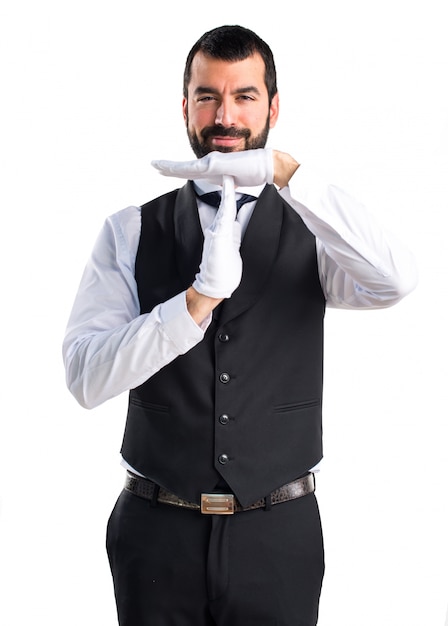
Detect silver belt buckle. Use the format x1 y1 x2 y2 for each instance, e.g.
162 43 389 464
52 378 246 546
201 493 235 515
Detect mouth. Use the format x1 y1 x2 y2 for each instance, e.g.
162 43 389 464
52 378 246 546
201 125 250 148
210 135 244 148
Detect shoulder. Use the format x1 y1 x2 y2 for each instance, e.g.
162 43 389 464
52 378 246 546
104 205 142 253
101 184 189 254
140 187 181 213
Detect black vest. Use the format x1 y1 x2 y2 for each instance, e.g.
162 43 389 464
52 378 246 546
121 181 326 507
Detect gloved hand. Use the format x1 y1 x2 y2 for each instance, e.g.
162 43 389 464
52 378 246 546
152 148 274 187
193 175 242 299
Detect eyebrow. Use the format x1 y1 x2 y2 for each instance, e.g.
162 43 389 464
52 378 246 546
193 86 261 96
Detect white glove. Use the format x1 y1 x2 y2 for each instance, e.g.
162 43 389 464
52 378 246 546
193 175 242 299
152 148 274 187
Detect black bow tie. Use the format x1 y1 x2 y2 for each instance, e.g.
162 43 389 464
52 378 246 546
198 191 257 211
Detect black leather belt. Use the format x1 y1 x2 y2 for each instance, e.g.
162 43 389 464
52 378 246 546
124 471 315 515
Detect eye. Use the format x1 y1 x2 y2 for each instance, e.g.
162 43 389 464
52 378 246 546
197 95 217 102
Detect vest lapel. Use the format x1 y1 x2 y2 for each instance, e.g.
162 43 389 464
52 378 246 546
172 181 284 323
219 184 284 325
173 181 203 288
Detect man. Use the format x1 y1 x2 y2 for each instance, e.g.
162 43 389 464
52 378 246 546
63 25 417 626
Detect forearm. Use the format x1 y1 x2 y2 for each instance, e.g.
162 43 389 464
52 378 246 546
279 164 418 308
62 209 211 408
63 292 207 409
150 149 417 308
63 178 242 408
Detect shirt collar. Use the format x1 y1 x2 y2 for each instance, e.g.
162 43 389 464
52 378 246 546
192 180 265 198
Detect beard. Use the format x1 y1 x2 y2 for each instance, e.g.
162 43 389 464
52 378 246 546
186 115 271 158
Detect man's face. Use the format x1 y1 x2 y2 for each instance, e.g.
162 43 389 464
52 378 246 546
183 52 279 158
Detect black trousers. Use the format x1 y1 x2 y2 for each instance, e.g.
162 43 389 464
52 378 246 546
106 488 324 626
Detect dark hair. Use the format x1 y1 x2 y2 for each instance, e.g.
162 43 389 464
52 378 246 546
183 25 277 103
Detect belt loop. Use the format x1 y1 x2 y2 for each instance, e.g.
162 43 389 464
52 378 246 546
264 493 272 511
150 483 160 507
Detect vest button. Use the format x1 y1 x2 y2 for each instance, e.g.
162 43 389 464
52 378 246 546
218 333 230 343
219 372 230 384
218 454 229 465
219 414 230 425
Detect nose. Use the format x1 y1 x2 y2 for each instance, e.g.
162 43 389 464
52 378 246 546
215 99 236 127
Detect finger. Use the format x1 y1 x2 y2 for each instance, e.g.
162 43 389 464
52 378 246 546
151 158 209 179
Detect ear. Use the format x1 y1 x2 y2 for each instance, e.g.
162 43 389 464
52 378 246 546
269 93 280 129
182 97 188 125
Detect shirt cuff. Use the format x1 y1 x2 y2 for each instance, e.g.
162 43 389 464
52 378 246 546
279 162 325 205
159 292 210 353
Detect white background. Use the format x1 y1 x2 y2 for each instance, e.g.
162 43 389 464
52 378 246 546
1 1 447 624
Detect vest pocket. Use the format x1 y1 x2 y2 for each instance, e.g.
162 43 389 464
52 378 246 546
273 398 321 414
129 396 170 415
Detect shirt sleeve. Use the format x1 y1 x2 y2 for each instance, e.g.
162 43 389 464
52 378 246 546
278 164 418 308
62 206 207 409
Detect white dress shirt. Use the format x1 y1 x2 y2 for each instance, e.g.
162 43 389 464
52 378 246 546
63 164 417 413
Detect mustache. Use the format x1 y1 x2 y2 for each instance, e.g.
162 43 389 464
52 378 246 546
200 125 251 141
